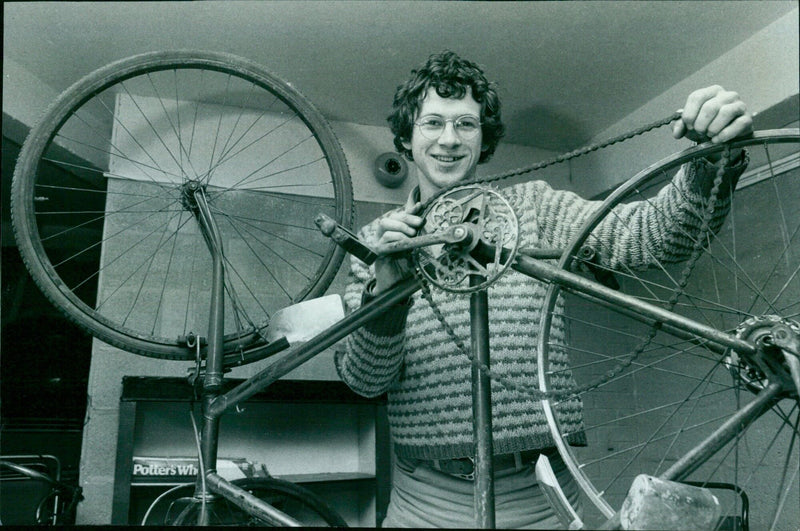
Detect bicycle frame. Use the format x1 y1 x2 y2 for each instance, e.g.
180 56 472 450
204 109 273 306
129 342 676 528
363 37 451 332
185 136 799 528
0 455 83 525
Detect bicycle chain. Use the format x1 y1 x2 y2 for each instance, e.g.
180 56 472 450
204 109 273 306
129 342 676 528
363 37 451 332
413 114 730 402
416 111 682 214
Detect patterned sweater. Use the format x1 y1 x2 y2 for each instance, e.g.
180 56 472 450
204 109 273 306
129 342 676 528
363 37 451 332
336 155 747 461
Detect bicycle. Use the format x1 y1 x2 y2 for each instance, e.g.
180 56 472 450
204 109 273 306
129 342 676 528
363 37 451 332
0 455 84 525
10 50 799 528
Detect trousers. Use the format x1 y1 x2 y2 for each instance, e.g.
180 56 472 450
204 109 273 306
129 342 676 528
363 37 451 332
381 450 581 529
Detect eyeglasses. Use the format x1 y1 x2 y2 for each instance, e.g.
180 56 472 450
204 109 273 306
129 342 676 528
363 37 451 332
414 115 482 140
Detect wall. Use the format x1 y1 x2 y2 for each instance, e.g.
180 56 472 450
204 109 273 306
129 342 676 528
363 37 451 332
2 57 61 139
572 9 799 199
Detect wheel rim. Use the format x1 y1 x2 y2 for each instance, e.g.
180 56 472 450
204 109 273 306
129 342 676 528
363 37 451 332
538 130 800 529
11 51 352 361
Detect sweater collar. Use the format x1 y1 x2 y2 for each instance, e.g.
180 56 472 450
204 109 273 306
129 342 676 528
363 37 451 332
408 185 421 205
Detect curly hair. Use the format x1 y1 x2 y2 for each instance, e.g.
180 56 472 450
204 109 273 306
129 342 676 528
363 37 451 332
388 50 505 163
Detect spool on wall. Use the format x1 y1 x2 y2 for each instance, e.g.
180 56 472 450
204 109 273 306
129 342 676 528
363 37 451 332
374 152 408 188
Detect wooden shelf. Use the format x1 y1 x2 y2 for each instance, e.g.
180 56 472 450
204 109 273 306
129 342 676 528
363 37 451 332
128 471 376 487
113 376 390 526
276 472 376 484
120 375 386 404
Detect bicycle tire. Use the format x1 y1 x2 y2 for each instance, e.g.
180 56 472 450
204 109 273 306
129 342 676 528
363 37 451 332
537 130 800 529
11 50 353 362
152 477 348 527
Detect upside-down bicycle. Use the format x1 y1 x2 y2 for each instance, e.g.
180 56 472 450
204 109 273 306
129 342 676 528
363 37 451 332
10 50 799 528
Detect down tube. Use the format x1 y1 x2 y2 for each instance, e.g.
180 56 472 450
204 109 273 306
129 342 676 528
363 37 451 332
512 254 756 356
207 276 422 418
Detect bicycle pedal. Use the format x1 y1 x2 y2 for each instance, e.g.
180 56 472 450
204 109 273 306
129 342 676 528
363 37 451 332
315 213 378 265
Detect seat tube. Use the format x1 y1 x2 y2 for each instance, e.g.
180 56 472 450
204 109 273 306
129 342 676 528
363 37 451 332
470 275 495 528
190 186 226 520
193 188 226 391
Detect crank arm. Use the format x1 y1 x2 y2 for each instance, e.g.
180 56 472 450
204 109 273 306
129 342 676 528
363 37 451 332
316 212 474 264
377 224 475 254
535 454 584 529
315 213 379 265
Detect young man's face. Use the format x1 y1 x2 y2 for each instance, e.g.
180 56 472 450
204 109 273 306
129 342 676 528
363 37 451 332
402 87 484 201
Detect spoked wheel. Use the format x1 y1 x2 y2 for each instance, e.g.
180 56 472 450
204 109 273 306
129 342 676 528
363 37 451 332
144 478 348 526
11 51 353 362
537 130 800 529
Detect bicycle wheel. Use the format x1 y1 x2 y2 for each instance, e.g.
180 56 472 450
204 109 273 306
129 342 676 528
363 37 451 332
154 478 347 527
11 50 353 362
537 130 800 529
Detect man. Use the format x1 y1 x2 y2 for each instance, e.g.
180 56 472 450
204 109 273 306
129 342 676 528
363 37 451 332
335 51 751 528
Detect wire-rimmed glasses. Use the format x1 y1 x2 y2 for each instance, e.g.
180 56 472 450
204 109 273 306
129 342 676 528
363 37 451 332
414 115 482 140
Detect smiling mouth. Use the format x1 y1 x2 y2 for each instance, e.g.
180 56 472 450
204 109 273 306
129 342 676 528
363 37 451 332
432 154 464 163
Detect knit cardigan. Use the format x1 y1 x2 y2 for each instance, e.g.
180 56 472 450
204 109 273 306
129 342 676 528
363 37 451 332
335 156 747 461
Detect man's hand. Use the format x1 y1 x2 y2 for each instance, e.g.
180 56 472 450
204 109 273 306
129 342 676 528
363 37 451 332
672 85 753 145
373 193 424 293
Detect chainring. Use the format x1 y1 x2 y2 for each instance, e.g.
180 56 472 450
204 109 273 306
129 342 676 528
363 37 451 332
413 185 519 293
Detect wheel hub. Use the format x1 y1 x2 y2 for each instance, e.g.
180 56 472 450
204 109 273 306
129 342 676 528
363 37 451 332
181 179 204 211
724 315 800 393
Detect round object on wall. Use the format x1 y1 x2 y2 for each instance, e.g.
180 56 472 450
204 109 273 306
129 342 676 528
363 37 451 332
374 152 408 188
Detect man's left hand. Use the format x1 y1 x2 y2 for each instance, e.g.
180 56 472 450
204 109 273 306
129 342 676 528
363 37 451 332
672 85 753 144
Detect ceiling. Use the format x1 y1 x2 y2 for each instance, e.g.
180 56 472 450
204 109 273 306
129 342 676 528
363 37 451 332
3 1 797 151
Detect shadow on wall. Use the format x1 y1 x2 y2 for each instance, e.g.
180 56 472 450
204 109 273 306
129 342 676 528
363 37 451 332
506 104 593 152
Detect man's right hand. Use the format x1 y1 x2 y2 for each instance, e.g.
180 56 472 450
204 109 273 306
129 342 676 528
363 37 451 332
374 193 424 293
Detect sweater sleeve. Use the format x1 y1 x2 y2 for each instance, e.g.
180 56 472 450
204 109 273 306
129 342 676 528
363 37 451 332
334 213 411 398
528 153 748 270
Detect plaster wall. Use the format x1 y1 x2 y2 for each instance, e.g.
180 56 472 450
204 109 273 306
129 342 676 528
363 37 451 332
572 9 799 199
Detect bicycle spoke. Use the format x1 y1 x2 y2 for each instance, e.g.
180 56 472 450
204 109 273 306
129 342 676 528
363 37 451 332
12 51 351 360
539 132 800 528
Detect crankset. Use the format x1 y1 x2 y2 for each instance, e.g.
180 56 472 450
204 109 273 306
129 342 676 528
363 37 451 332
413 185 519 292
